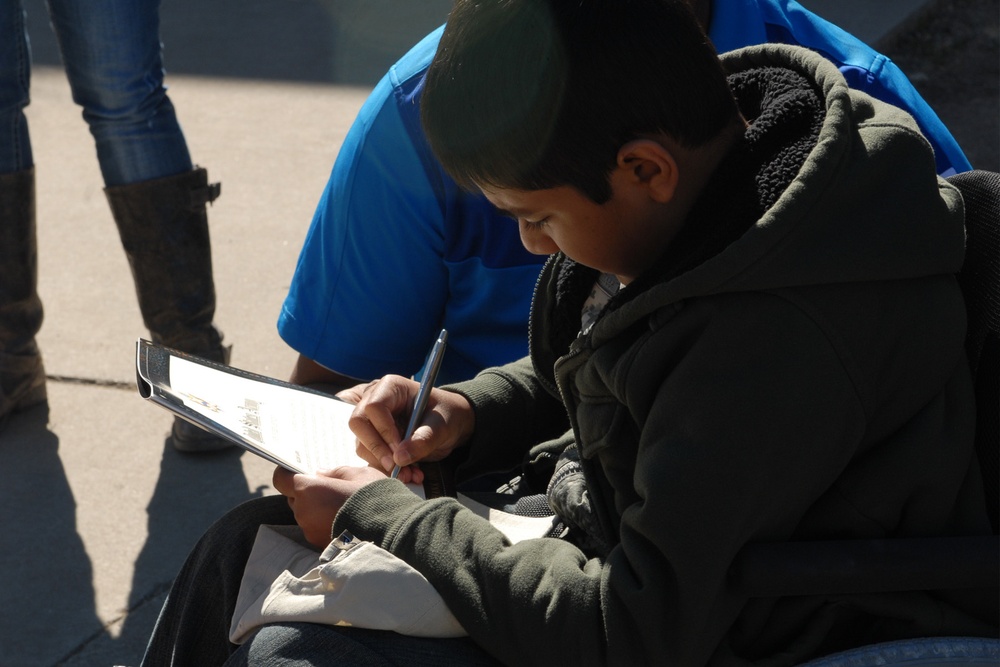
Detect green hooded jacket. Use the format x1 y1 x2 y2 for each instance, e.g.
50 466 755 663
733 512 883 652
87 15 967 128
333 44 994 666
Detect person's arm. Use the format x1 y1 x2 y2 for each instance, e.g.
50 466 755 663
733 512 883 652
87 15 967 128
273 373 480 542
288 354 366 396
340 356 566 479
279 326 859 665
443 355 569 481
333 295 872 666
275 349 568 545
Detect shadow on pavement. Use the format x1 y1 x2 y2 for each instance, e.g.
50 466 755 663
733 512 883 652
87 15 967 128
0 402 267 665
0 404 109 665
111 440 267 663
79 440 267 666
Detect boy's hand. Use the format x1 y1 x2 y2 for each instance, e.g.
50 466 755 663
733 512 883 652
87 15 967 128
335 381 419 480
272 466 386 549
335 381 369 405
348 374 475 476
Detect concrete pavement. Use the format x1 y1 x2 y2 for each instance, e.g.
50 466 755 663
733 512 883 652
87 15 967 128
0 0 974 664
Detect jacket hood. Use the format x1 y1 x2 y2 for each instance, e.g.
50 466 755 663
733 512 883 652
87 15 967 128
587 44 965 346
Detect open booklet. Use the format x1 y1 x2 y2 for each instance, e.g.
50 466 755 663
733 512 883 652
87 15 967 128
134 337 558 544
135 338 453 497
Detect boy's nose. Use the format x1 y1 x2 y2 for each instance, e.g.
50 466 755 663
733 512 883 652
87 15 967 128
518 220 559 255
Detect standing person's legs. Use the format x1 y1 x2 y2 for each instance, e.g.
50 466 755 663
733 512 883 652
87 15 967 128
44 0 190 185
44 0 230 450
141 495 297 667
0 0 46 427
0 0 32 174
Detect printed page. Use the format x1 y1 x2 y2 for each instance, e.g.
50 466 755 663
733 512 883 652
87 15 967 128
168 355 364 473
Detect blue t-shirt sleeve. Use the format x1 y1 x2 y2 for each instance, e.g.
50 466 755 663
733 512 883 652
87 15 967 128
278 67 451 380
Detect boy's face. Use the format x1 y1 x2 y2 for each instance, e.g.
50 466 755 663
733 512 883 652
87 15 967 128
480 168 670 284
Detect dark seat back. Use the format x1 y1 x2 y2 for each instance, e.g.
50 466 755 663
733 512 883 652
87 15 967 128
949 169 1000 534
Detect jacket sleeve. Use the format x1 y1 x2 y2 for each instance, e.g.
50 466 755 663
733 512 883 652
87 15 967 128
443 355 570 480
333 293 880 666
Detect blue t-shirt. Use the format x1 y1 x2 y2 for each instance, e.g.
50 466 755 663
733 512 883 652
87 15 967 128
277 0 970 385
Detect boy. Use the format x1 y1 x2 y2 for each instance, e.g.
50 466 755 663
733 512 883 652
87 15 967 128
141 1 995 664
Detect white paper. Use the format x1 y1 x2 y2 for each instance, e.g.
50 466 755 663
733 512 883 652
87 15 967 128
169 355 365 473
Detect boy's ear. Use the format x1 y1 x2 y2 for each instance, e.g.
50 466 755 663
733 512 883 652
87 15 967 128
616 139 678 203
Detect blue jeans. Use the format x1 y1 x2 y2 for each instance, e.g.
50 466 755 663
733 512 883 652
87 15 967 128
226 623 502 667
0 0 192 185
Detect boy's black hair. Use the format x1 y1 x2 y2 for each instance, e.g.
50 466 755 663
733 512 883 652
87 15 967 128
421 0 739 203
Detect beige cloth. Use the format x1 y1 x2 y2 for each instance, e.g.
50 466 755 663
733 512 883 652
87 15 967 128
230 494 557 644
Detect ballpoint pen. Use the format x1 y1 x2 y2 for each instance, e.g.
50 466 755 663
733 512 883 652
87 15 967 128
391 328 448 479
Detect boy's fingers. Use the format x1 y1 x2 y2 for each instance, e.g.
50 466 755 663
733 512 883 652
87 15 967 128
335 380 374 405
272 466 297 496
349 413 396 472
399 422 438 463
397 395 470 464
394 464 424 485
348 375 418 473
354 435 395 473
353 440 380 467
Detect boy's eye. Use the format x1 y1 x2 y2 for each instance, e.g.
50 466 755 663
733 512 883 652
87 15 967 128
522 217 549 230
498 208 549 230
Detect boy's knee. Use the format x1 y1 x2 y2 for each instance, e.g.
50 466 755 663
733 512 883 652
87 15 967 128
244 624 385 666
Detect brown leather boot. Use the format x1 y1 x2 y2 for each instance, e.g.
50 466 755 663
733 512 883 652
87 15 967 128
105 167 232 451
0 168 47 430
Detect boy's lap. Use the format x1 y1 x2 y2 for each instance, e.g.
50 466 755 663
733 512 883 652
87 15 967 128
233 623 500 667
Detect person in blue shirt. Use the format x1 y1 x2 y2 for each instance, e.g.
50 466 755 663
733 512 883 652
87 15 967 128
278 0 970 394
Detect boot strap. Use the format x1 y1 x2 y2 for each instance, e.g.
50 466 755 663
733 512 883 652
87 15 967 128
191 181 222 208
